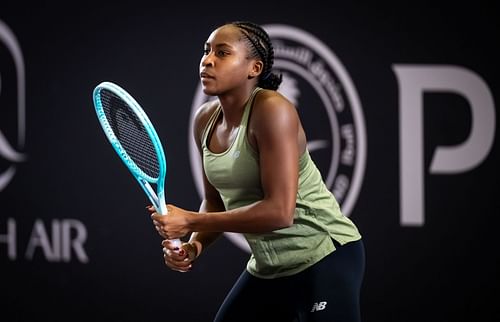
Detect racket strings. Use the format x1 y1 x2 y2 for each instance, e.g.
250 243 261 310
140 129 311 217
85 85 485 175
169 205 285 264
100 89 161 179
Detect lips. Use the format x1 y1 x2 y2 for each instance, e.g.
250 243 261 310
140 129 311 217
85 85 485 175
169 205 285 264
200 71 215 79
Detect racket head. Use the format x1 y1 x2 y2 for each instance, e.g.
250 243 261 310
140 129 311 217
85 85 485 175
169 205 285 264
93 81 167 212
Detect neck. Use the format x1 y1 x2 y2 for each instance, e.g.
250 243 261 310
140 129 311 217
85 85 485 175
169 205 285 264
218 86 257 126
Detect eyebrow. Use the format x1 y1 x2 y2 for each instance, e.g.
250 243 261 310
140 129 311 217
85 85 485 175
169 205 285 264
204 42 234 49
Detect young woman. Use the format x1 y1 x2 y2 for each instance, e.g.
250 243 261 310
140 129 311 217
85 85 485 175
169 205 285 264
149 21 365 322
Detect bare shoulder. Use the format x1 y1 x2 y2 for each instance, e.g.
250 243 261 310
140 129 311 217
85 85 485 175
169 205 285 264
193 99 219 125
193 99 220 147
251 89 299 126
250 89 306 154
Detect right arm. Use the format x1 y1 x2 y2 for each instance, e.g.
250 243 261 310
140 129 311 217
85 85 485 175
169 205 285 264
162 101 225 272
162 177 224 272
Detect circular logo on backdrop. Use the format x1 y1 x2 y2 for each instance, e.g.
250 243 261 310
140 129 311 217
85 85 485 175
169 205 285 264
0 20 27 192
189 24 366 252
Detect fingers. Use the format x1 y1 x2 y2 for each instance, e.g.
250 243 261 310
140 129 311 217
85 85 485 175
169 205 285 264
147 206 165 223
149 205 189 240
149 208 167 238
161 239 177 250
152 220 167 239
162 243 193 273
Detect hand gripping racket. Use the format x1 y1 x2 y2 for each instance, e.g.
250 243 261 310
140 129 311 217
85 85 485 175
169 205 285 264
93 81 181 248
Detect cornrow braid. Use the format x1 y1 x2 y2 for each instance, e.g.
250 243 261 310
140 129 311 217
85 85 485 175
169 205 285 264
230 21 283 90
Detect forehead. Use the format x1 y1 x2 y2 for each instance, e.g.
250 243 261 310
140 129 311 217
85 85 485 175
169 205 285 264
206 25 243 45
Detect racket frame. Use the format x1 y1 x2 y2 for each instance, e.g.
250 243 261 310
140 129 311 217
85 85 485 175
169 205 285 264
93 81 167 215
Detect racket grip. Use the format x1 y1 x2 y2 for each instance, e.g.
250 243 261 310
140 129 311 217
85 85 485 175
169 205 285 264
170 238 182 249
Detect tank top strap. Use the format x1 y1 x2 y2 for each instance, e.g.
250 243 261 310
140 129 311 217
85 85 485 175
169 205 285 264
201 103 222 149
202 87 262 150
239 87 263 132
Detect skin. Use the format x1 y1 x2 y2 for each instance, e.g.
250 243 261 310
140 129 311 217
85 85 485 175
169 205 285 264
149 24 307 272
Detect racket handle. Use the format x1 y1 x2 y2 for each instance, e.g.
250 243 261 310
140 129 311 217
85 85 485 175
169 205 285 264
159 205 182 249
170 238 182 249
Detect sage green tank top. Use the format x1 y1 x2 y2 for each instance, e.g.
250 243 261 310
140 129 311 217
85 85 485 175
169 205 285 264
202 88 361 279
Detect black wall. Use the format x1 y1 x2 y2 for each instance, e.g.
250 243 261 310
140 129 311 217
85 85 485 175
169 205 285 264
1 2 498 321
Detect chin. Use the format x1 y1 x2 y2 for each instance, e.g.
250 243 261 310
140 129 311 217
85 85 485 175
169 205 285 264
201 86 218 97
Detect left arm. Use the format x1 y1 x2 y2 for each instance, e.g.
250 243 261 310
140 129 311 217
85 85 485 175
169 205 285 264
153 92 300 237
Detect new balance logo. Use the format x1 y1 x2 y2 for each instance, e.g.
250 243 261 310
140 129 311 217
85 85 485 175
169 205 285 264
310 301 327 312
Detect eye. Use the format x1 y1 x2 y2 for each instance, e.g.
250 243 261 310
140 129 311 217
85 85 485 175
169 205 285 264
216 50 229 57
203 48 210 55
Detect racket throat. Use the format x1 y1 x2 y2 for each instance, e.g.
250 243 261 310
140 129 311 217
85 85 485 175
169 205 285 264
138 178 166 214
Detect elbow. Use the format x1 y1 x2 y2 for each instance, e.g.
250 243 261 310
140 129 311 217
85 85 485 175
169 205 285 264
274 207 294 229
262 197 295 230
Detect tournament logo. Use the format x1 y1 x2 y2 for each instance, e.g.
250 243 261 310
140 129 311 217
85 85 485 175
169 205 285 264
0 20 26 192
189 24 366 252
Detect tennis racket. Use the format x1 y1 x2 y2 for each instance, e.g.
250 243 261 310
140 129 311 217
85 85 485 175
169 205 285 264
92 81 181 248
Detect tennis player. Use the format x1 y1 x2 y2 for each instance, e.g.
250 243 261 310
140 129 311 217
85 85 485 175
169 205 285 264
149 21 365 322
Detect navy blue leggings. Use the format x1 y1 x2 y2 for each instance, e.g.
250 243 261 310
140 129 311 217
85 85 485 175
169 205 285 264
214 239 365 322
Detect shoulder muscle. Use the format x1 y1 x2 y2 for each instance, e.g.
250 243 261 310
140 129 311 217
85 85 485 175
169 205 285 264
193 100 219 151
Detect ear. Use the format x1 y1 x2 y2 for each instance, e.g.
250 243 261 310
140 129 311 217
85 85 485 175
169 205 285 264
248 60 264 79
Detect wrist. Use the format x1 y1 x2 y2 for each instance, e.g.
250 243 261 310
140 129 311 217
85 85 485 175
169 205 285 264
187 211 199 231
191 240 202 258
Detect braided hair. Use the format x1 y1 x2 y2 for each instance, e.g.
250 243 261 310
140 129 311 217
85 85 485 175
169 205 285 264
230 21 282 90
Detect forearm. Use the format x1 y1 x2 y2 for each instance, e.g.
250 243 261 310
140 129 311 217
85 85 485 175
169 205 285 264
187 199 223 256
189 199 294 234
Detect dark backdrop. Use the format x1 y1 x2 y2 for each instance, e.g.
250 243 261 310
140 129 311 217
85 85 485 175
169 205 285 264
1 1 498 321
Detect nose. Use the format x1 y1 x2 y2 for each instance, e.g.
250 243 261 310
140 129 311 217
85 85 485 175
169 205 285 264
201 52 214 67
